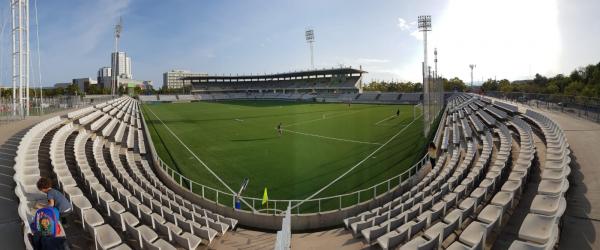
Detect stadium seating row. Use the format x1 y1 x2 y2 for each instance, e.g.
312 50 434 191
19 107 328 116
14 96 241 249
340 93 570 249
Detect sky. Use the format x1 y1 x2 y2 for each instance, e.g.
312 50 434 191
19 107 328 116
0 0 598 87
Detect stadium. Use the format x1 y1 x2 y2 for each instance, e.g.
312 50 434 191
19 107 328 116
1 1 600 250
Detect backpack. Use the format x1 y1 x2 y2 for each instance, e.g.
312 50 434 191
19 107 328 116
30 207 62 237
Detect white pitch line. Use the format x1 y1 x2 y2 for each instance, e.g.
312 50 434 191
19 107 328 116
282 129 382 145
145 105 257 212
283 110 359 128
290 113 423 210
375 115 396 125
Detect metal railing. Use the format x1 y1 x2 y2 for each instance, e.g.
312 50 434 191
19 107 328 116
153 150 428 215
0 95 115 125
485 91 600 123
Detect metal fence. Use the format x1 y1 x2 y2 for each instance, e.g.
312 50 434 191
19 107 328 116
0 95 115 125
154 146 429 215
485 91 600 123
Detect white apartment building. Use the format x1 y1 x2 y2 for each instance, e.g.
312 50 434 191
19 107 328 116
163 70 207 89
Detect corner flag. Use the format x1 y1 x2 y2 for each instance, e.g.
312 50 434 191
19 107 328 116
262 187 268 206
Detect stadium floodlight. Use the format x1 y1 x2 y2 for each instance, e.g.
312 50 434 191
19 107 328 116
469 64 476 88
305 28 315 69
418 15 432 135
112 17 123 96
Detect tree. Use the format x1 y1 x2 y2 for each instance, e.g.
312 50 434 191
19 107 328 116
498 79 512 93
443 77 467 92
564 81 584 96
546 82 559 94
1 88 12 98
65 83 79 96
533 73 548 87
133 86 143 95
87 84 101 95
481 79 499 92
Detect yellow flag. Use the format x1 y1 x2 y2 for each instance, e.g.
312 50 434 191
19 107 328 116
262 187 268 206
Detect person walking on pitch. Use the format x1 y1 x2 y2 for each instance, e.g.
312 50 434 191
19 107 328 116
277 122 283 136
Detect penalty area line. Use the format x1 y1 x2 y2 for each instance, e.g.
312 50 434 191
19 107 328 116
290 113 423 210
281 129 382 145
374 115 396 125
145 105 258 212
283 110 360 128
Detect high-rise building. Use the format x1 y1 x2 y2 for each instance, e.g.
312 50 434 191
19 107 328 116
125 56 132 79
111 52 132 80
72 77 97 93
97 66 112 90
163 70 207 89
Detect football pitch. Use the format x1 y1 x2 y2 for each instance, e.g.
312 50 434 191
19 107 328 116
142 100 426 211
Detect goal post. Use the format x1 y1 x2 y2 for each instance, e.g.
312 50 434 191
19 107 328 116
413 103 423 122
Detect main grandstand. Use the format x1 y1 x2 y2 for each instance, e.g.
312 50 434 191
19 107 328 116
141 67 427 105
186 67 365 94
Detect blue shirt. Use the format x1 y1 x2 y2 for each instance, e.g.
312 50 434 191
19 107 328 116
47 189 71 213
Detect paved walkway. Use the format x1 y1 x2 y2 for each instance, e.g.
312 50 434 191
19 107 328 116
489 97 600 249
541 110 600 250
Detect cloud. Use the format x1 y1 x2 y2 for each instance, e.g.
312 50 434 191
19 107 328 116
410 30 422 41
397 17 421 41
397 18 411 31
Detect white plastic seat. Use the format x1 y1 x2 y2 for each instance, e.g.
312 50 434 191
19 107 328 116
518 213 558 245
508 239 549 250
400 235 438 250
477 205 503 228
172 231 202 250
447 232 483 250
460 221 496 247
94 224 123 250
377 227 408 250
530 195 566 217
146 238 177 250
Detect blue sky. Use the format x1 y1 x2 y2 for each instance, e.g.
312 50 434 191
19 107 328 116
0 0 598 88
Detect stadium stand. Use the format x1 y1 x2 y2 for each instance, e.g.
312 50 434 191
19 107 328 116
185 68 364 94
337 93 571 249
10 90 575 249
378 93 400 101
399 93 422 103
140 91 423 104
13 96 242 249
356 92 380 101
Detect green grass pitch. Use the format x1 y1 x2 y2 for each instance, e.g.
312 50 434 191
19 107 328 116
142 100 426 212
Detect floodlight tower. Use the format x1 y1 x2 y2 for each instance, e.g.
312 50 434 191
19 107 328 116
305 28 315 69
11 0 30 117
112 17 123 96
434 48 438 115
418 15 432 134
469 64 476 88
434 48 438 79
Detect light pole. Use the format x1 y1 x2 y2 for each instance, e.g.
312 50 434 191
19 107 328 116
112 17 123 96
305 28 315 69
469 64 476 89
418 15 432 135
